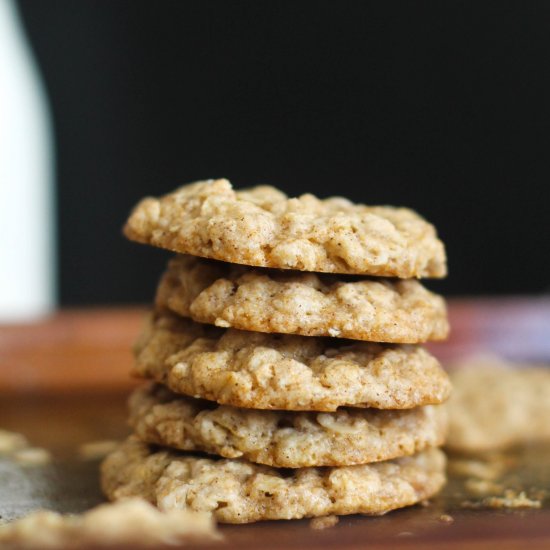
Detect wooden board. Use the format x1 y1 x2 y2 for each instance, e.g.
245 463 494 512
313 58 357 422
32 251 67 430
1 299 550 549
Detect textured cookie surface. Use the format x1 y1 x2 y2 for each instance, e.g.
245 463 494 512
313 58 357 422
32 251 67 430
101 437 446 523
156 256 449 343
133 312 451 411
124 179 447 278
0 499 218 548
129 383 448 468
447 357 550 452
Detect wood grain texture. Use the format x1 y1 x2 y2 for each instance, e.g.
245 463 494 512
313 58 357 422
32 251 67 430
0 307 146 392
0 299 549 549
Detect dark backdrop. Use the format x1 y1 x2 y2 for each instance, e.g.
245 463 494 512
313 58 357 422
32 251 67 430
18 0 550 304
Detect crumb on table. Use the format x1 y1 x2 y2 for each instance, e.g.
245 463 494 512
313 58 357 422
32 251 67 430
12 447 52 466
462 490 542 510
78 440 120 461
0 429 29 454
310 515 340 530
464 478 504 496
439 514 454 524
0 428 52 466
447 456 508 481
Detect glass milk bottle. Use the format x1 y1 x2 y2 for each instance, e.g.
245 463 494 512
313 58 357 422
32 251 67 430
0 0 55 321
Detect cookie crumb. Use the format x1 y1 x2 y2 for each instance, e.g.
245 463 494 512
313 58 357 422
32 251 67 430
0 429 51 466
464 478 504 496
462 490 542 510
439 514 454 524
310 515 339 530
0 429 28 454
78 440 119 461
448 457 507 481
12 447 52 466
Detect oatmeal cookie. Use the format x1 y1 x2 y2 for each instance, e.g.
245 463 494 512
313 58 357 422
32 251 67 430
101 437 446 523
156 255 449 343
133 312 451 411
0 499 218 547
129 383 448 467
447 357 550 452
124 179 446 278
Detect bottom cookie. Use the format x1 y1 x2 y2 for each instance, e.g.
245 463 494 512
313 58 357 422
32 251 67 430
101 437 446 524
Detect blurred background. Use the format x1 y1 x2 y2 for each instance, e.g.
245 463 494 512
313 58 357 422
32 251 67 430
3 0 550 319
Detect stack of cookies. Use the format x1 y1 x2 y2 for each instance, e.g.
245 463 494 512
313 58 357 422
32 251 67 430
101 179 451 524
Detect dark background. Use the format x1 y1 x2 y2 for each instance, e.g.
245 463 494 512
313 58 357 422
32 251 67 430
18 0 550 304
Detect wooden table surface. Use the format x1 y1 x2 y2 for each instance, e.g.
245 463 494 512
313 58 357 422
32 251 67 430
1 298 550 549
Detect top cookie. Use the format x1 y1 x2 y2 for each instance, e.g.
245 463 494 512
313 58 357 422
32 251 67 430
124 179 447 278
